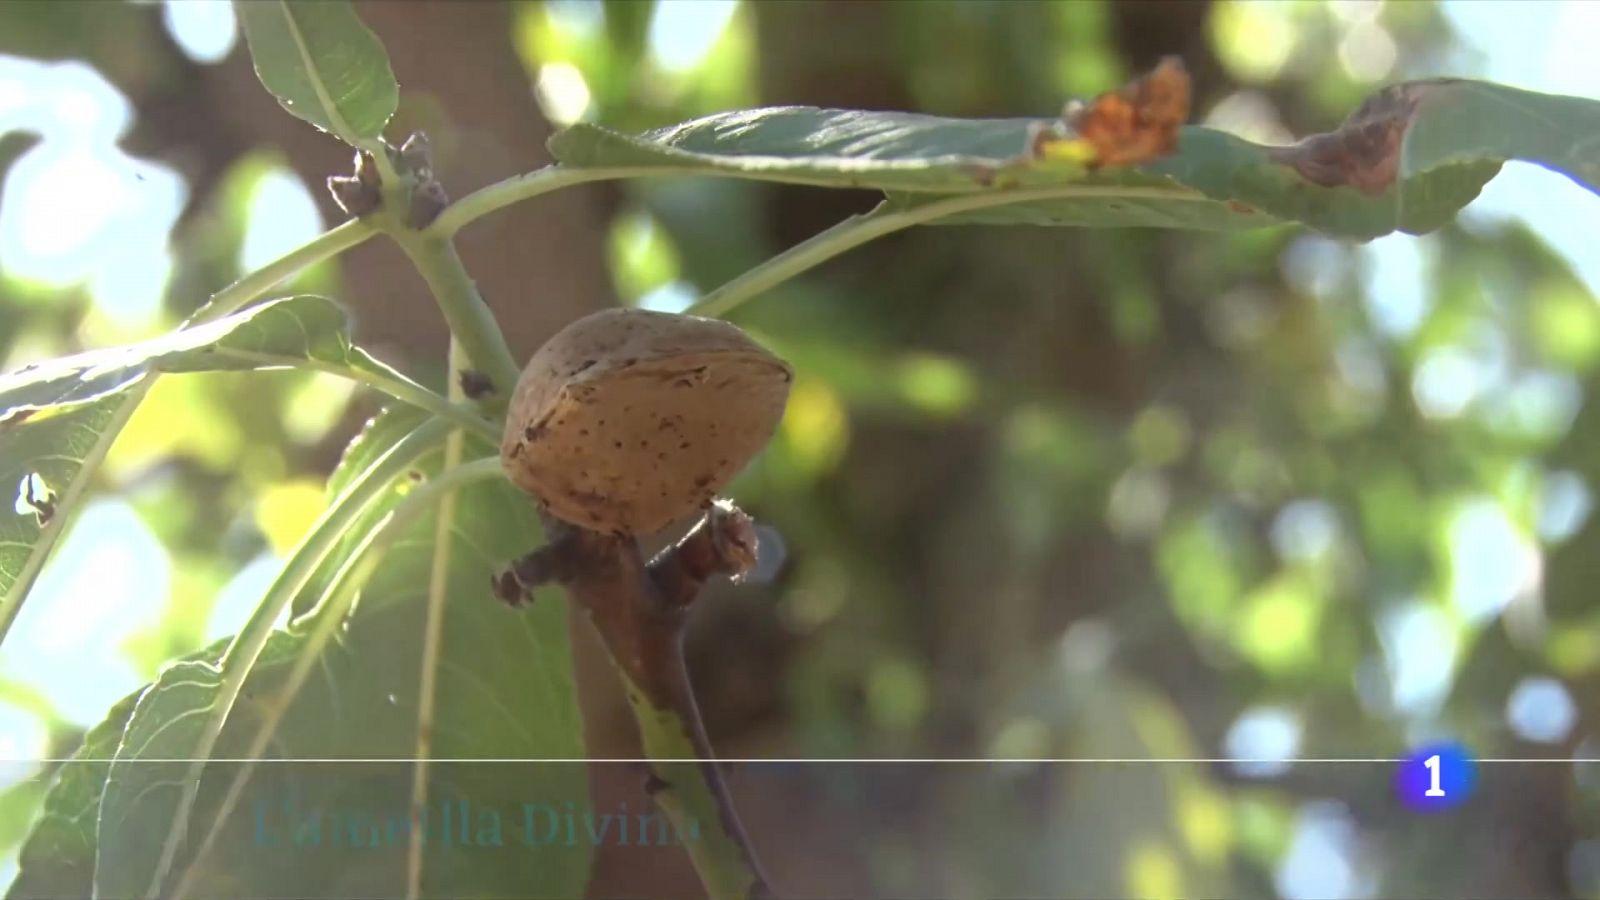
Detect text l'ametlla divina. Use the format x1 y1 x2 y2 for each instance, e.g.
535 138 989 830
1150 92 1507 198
252 795 702 850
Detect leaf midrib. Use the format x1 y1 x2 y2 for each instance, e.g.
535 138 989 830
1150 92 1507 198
278 1 366 144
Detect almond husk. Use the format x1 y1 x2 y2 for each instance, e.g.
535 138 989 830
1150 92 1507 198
501 308 793 535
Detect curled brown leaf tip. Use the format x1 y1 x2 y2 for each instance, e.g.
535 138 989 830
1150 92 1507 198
1038 55 1191 169
1269 79 1459 195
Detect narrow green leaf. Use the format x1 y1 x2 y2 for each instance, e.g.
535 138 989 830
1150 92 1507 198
234 0 398 144
0 294 379 418
549 77 1600 240
0 296 463 654
550 106 1051 192
92 419 452 900
338 455 589 899
0 394 136 655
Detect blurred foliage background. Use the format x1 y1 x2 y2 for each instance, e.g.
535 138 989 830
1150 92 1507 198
2 0 1600 897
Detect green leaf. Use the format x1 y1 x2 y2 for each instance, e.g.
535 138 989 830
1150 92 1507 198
4 690 141 900
293 404 429 620
92 418 453 900
0 395 135 651
86 432 589 899
1398 79 1600 195
90 633 308 900
234 0 398 145
0 295 393 416
0 296 428 653
4 634 239 900
550 106 1053 192
549 78 1600 240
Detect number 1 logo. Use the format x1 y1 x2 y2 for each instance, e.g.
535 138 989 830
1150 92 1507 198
1424 754 1445 797
1397 743 1475 811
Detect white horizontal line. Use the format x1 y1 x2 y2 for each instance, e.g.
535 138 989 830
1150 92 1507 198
0 758 1583 764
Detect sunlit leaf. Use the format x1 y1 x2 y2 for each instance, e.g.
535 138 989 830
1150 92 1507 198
550 78 1600 239
234 0 398 144
5 688 142 900
84 427 589 898
0 296 422 654
292 403 428 620
0 295 387 419
89 634 303 899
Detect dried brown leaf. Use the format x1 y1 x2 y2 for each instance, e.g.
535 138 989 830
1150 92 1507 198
1036 56 1192 169
1268 79 1463 195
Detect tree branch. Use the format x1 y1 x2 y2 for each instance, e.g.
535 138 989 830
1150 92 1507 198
495 501 772 900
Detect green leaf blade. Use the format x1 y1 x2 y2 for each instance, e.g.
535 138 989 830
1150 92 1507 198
5 689 144 900
0 296 432 655
0 395 135 608
0 296 360 417
551 107 1079 193
549 77 1600 240
293 404 430 620
91 638 308 899
72 425 589 899
234 0 398 145
1401 80 1600 196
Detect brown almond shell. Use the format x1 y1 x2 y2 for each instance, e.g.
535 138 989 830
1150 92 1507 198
500 308 793 535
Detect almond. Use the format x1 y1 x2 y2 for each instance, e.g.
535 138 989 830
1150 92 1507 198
501 308 793 535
